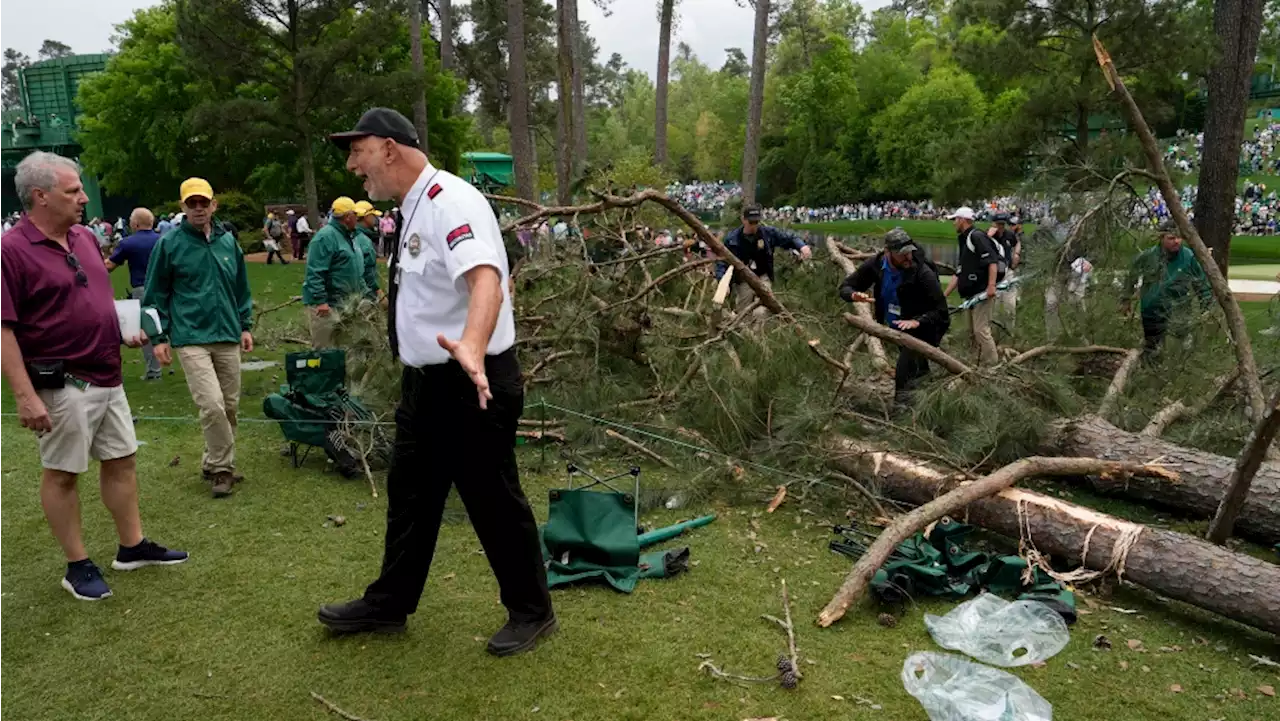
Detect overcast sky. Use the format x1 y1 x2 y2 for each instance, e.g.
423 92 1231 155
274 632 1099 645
3 1 889 79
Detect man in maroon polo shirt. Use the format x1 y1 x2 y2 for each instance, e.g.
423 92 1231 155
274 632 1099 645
1 151 187 601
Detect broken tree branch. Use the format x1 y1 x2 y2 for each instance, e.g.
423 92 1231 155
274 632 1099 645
1207 392 1280 544
516 429 568 443
817 443 1177 627
1093 35 1266 421
1005 344 1131 367
600 259 715 313
1098 348 1142 418
605 428 676 468
1141 369 1240 437
807 339 850 374
525 350 579 387
826 236 889 369
843 312 972 376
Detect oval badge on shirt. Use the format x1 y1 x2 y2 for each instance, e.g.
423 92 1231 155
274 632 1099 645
407 233 422 257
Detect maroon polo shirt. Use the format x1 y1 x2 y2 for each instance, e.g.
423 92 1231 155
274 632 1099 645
1 215 123 387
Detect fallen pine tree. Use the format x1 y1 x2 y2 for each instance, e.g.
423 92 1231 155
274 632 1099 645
823 437 1280 635
1046 415 1280 544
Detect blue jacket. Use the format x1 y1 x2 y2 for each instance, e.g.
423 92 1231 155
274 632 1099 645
714 224 807 281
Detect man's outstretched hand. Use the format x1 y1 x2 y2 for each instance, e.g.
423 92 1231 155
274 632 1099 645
437 334 492 409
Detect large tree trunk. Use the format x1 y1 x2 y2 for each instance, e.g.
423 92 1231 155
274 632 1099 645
655 0 674 166
1193 0 1266 276
299 131 320 230
741 0 769 206
569 0 587 176
555 0 574 205
409 0 430 155
1208 393 1280 542
439 0 455 72
829 439 1280 635
1047 415 1280 544
506 0 536 201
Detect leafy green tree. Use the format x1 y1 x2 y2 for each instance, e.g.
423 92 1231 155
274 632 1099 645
871 65 984 198
2 49 31 112
37 40 73 61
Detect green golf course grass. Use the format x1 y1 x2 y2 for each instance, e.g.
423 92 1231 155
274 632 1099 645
3 263 1278 721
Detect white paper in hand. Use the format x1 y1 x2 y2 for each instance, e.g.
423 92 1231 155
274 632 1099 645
114 299 141 340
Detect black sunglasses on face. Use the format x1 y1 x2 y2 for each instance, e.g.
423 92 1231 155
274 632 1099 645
65 253 88 287
185 198 212 209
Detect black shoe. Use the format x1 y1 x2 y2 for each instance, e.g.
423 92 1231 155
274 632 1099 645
112 538 189 570
486 615 558 657
317 598 406 634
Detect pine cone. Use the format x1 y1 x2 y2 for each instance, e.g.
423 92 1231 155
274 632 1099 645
780 669 799 689
877 612 898 628
776 655 793 673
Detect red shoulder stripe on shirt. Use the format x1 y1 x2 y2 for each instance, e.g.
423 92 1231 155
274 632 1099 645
446 223 474 250
427 184 443 199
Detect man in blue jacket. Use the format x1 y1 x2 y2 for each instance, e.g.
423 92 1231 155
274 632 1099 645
715 204 811 314
106 208 163 380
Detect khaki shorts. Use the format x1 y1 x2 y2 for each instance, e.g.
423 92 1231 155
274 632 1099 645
37 384 138 474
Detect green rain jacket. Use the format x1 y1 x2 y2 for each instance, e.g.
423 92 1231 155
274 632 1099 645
303 218 369 306
1127 245 1212 320
142 219 253 347
355 225 380 293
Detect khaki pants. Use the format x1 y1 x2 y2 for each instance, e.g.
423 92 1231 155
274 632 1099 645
177 343 241 474
732 277 771 318
968 300 999 367
310 307 338 349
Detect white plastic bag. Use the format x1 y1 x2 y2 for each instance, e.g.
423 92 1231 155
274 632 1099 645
924 593 1069 667
902 652 1052 721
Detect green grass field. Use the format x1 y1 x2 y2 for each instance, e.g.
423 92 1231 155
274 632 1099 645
3 263 1279 720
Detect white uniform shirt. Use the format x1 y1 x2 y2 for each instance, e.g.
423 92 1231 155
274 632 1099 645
296 215 311 234
395 163 515 367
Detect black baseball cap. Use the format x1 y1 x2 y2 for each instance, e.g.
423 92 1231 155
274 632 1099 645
884 227 917 253
742 204 762 221
329 107 419 150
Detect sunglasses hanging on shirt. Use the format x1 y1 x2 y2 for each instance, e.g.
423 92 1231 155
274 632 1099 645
65 253 88 287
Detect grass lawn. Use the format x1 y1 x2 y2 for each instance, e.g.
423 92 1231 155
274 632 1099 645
4 264 1280 721
794 218 1280 265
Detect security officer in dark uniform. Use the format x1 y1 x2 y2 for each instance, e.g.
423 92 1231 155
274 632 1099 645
715 204 811 312
319 108 554 656
839 228 950 404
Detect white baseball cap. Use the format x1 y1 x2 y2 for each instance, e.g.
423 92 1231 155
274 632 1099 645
947 206 976 220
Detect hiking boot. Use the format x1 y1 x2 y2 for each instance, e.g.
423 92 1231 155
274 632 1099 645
210 472 235 498
486 615 558 657
317 598 406 634
203 469 245 485
62 560 112 601
112 538 189 571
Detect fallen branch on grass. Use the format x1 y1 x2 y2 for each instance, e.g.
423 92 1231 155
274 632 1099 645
759 578 803 689
599 259 715 313
254 296 303 324
1142 369 1240 437
808 339 850 374
817 442 1178 627
525 350 579 388
310 691 376 721
516 429 568 443
1005 344 1131 367
843 313 971 376
1098 348 1142 418
697 659 780 687
605 428 675 468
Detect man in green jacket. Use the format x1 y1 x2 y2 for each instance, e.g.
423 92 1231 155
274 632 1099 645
143 178 254 498
304 196 372 348
353 201 382 298
1125 219 1213 355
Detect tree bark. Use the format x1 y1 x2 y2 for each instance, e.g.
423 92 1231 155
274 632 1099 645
843 313 969 375
827 439 1280 635
299 130 320 231
569 0 587 176
1192 0 1266 276
741 0 769 206
439 0 455 72
1047 415 1280 544
506 0 536 201
655 0 674 166
1208 393 1280 543
1094 36 1267 422
409 0 430 155
1097 348 1141 418
555 0 574 205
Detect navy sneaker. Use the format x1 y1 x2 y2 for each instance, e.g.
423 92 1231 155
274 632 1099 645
62 560 112 601
111 539 189 571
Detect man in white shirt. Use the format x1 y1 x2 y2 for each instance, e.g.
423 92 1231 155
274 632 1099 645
293 212 313 260
319 108 554 656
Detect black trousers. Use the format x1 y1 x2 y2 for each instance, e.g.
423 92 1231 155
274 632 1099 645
266 246 288 264
1142 314 1167 356
894 326 944 402
363 349 552 622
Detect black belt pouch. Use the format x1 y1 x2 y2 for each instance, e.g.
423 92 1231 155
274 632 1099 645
27 361 65 390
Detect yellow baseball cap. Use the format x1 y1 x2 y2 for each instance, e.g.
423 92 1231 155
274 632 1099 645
354 200 382 218
179 177 214 203
331 196 357 215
